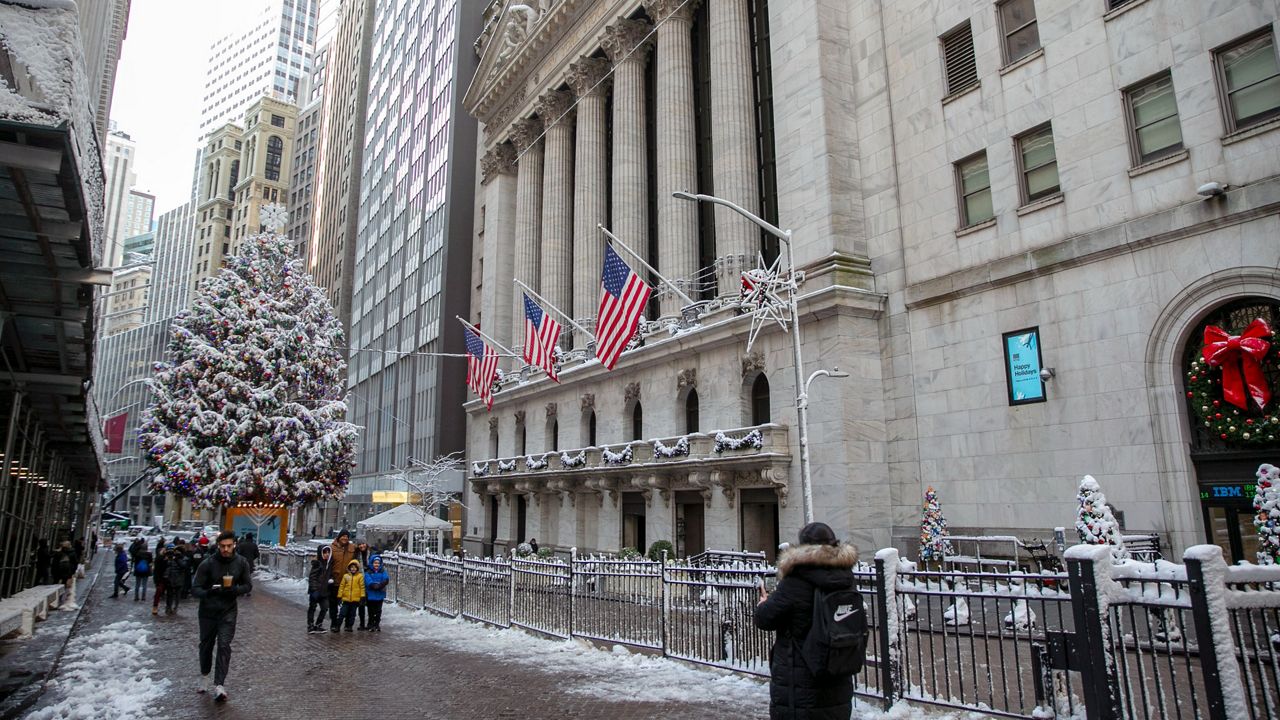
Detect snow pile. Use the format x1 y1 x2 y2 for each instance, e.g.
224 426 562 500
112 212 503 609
393 607 768 708
27 620 170 720
1253 463 1280 564
0 0 104 258
1075 476 1128 562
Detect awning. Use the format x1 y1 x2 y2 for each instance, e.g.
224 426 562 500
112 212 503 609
356 503 452 532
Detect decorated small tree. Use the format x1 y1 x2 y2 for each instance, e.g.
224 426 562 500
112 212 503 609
139 206 357 508
1254 463 1280 565
919 486 952 563
1075 475 1129 561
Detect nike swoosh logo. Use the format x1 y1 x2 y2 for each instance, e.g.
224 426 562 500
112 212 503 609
834 609 861 622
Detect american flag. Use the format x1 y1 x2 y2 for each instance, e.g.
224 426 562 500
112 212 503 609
522 293 561 382
463 325 499 410
595 244 651 370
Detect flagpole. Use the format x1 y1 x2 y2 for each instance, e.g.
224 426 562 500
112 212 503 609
597 224 698 307
513 279 593 337
454 316 517 357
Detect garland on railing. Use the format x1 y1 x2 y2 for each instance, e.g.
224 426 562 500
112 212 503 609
472 461 490 477
497 459 516 473
601 445 633 465
525 454 549 470
714 428 763 453
653 436 690 458
560 449 586 468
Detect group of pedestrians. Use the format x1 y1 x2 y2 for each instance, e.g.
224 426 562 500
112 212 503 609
306 529 388 633
111 534 214 611
33 538 82 589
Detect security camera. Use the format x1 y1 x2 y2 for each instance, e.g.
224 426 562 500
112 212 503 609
1197 181 1226 199
1039 367 1056 382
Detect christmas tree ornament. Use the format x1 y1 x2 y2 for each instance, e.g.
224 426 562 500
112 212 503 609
138 230 357 507
1254 464 1280 565
919 486 952 562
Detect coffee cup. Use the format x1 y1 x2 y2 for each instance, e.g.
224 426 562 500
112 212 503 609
221 575 233 588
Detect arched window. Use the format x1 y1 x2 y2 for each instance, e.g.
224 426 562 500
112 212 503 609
632 402 643 441
265 135 283 181
685 389 700 434
549 419 559 451
587 411 597 447
516 417 527 456
751 374 771 425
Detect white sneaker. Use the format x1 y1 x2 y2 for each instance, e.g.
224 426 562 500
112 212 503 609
213 685 228 703
197 674 211 694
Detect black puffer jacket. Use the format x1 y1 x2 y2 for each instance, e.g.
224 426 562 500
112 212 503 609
191 552 252 616
753 542 859 720
307 546 332 595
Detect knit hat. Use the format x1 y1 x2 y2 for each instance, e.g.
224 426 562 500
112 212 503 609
336 528 350 540
198 535 209 546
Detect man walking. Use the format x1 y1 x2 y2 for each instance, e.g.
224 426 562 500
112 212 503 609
191 531 252 703
327 529 356 631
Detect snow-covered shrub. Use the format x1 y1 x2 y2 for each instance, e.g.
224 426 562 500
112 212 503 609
647 540 674 562
1075 475 1129 562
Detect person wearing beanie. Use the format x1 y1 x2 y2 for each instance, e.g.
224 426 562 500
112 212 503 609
327 529 357 632
753 522 859 720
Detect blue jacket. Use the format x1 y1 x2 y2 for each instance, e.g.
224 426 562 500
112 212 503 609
114 549 129 575
364 555 389 601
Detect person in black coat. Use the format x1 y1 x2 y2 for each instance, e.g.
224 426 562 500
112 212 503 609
33 539 52 585
753 522 860 720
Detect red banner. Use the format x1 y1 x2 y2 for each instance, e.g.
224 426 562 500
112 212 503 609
104 412 128 454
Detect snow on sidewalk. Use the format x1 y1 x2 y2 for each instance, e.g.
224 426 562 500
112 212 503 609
27 620 171 720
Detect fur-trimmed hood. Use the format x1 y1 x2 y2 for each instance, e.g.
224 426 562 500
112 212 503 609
777 542 859 579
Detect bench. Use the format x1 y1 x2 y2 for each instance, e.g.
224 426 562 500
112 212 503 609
0 584 67 639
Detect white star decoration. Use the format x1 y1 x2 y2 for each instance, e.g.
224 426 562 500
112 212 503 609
260 203 289 233
739 252 799 352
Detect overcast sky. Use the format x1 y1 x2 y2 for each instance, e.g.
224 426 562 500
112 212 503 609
109 0 259 216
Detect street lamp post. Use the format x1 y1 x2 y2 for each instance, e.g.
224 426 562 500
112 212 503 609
673 191 846 524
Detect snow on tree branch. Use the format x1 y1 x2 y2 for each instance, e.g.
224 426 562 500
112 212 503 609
138 231 357 507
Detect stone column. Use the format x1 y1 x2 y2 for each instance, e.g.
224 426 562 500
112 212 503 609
602 18 653 311
646 0 700 316
710 0 761 296
537 90 575 331
511 116 544 348
480 143 518 349
567 56 611 349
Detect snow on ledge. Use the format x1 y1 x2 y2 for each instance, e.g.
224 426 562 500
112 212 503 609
4 0 78 10
1062 543 1112 562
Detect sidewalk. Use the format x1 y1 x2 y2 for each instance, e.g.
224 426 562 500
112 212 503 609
24 567 774 719
0 552 101 719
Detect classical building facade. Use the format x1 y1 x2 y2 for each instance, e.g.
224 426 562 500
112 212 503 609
461 0 1280 563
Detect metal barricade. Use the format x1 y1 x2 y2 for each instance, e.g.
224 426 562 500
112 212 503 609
571 555 663 650
462 556 511 627
663 560 773 676
511 556 571 638
421 554 464 617
1224 563 1280 719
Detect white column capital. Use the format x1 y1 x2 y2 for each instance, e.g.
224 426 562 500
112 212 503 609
536 90 576 129
644 0 695 23
480 143 518 185
510 116 544 154
602 18 653 65
567 56 612 98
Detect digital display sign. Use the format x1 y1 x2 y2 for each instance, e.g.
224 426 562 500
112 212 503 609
1199 484 1256 501
1002 327 1046 405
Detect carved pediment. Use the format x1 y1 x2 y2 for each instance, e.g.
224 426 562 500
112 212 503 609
742 351 765 377
514 409 526 425
580 393 595 412
677 368 697 389
624 382 641 404
545 402 558 419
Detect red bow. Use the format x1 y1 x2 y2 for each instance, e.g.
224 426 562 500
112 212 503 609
1202 318 1273 410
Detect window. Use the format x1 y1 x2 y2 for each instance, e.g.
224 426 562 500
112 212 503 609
265 136 283 181
631 402 643 441
1125 72 1184 164
270 114 286 128
941 22 978 96
548 419 558 451
517 419 526 456
1016 124 1060 203
751 375 771 425
955 152 994 227
685 389 700 434
587 411 597 447
1215 30 1280 132
1107 0 1137 9
998 0 1040 65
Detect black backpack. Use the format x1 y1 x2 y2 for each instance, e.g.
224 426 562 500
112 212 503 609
801 586 869 677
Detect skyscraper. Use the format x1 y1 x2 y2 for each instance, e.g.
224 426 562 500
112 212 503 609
122 189 154 241
342 0 479 521
77 0 131 146
102 124 137 267
198 0 320 141
146 201 195 323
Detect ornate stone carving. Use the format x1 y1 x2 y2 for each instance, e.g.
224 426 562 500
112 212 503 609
566 56 611 98
580 393 595 412
711 470 737 508
536 89 574 128
486 88 526 141
510 116 544 153
687 471 713 507
601 18 653 65
480 142 518 184
545 402 557 419
624 382 641 404
492 2 541 64
488 416 499 432
514 409 526 425
643 0 694 23
742 350 765 378
677 368 697 390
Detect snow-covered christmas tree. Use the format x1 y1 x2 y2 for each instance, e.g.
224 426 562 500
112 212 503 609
1254 463 1280 565
1075 475 1129 561
138 206 357 507
919 486 952 563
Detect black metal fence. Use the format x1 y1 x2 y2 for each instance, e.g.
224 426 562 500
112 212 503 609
259 543 1279 719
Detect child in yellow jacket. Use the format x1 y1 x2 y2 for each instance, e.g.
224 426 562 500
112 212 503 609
336 559 365 632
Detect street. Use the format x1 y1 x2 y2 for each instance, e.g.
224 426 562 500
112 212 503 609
25 557 771 719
